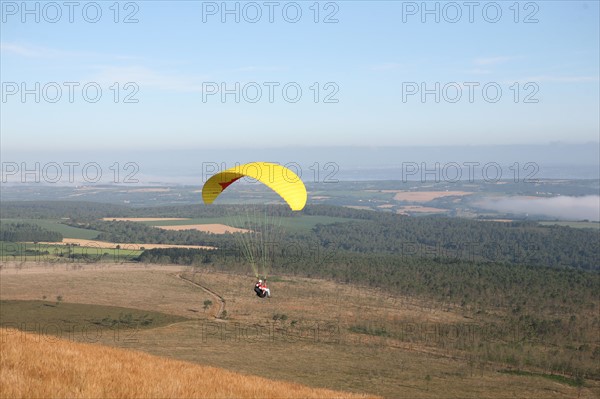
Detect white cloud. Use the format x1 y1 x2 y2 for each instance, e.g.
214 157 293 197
465 68 493 75
474 56 515 66
371 62 404 71
478 195 600 221
516 75 599 83
1 42 55 57
88 65 209 92
233 66 285 72
2 42 210 92
1 41 141 61
497 75 600 86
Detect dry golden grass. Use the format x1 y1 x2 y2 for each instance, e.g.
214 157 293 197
0 328 375 399
156 224 251 234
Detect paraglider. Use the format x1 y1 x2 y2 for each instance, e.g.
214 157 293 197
202 162 307 211
254 279 271 298
202 162 307 298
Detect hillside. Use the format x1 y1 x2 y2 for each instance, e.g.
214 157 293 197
0 328 376 399
1 263 598 398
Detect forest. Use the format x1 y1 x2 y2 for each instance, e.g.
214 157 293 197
0 222 63 242
1 201 598 271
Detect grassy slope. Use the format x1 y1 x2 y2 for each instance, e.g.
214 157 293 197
0 327 376 399
1 263 597 398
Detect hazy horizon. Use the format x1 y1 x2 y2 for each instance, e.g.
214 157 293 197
2 143 599 185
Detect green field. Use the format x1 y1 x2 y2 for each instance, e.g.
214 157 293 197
0 243 142 262
0 219 100 239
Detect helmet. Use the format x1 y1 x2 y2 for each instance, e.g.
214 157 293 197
258 279 262 283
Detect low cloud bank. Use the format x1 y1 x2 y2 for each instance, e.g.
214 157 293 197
478 195 600 221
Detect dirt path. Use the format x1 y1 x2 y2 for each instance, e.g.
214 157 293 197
175 273 225 319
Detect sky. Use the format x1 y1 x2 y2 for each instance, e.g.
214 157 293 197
1 0 599 153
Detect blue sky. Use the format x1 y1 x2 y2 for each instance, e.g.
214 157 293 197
1 1 598 151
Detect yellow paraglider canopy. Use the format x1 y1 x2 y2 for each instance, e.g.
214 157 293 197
202 162 307 211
